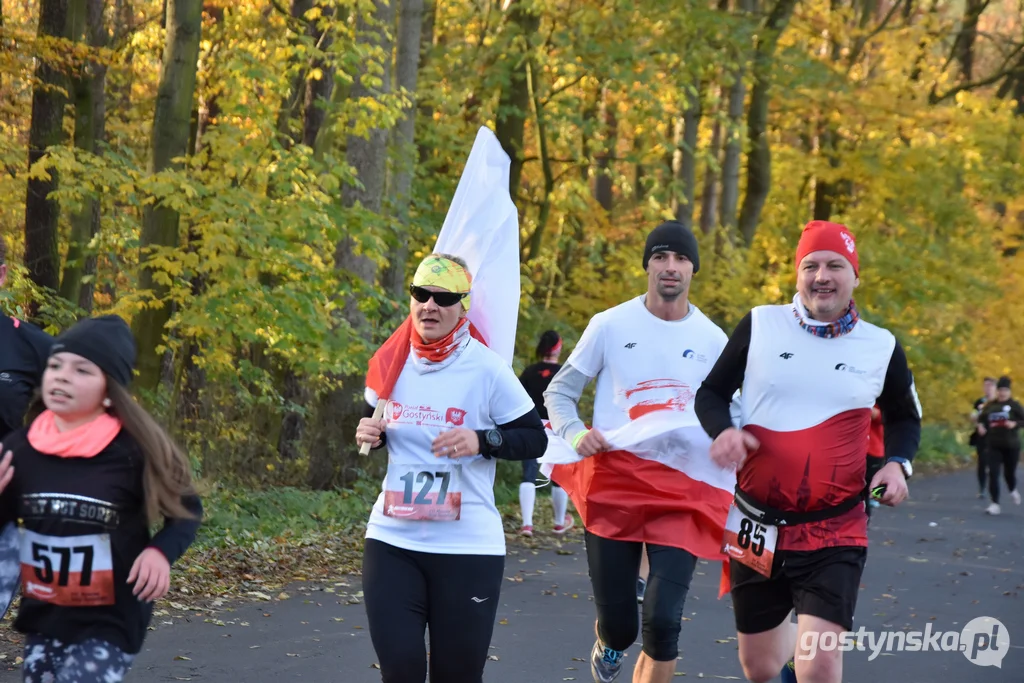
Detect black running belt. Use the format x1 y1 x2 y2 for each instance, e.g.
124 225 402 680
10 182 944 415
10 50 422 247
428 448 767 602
734 486 867 526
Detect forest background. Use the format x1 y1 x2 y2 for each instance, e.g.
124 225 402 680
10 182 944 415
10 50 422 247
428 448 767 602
1 0 1022 576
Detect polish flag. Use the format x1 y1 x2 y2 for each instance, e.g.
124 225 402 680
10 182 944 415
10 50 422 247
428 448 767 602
540 408 735 597
432 126 520 366
365 126 520 405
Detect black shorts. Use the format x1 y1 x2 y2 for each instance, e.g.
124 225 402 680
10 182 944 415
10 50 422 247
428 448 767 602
730 546 867 634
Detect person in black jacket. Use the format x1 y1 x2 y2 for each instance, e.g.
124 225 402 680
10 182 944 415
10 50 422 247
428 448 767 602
978 376 1024 515
0 315 202 683
970 377 997 498
0 241 54 620
517 330 574 537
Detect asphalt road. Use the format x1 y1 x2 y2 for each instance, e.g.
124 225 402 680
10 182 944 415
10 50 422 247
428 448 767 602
2 469 1022 682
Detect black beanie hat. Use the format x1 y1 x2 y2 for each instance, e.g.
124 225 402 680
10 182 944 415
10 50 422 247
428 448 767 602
50 315 137 386
643 220 700 273
998 376 1012 389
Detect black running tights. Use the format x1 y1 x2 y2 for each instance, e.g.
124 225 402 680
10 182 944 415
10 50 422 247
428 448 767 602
362 538 504 683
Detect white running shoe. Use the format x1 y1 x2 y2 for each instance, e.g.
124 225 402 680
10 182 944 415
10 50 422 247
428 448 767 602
1011 489 1021 506
986 503 1001 515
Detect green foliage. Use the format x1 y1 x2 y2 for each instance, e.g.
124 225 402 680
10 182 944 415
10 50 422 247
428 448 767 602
195 479 379 550
913 423 975 473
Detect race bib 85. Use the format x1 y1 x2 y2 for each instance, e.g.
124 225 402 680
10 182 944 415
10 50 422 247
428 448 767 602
19 529 115 607
721 505 777 578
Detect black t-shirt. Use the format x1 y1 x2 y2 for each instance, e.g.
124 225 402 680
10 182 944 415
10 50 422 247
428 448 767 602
0 314 52 438
519 362 561 420
0 428 203 654
980 399 1024 450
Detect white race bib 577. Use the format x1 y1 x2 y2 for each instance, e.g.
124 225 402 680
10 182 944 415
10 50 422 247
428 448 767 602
19 529 115 606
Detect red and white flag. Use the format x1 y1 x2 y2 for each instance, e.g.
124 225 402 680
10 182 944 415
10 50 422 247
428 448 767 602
541 408 735 597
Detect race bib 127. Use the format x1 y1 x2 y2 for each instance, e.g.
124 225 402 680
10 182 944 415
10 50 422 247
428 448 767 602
383 463 462 521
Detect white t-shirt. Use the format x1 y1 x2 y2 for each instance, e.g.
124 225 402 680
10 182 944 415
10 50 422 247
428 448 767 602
568 296 729 432
364 340 535 556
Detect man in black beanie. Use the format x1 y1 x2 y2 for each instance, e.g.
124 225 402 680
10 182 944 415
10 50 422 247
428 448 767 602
543 220 733 683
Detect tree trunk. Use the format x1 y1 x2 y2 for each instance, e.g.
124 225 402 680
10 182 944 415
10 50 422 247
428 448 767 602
493 1 538 200
526 60 554 262
23 0 70 300
559 98 595 289
737 0 797 245
593 85 616 213
720 0 753 230
271 0 314 159
953 0 989 82
303 6 334 151
671 80 702 230
60 0 107 313
132 0 203 392
175 4 225 433
382 0 425 298
415 0 436 167
309 0 396 490
699 86 723 235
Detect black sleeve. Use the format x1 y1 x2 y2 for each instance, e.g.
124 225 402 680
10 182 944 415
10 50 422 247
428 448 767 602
148 493 204 565
978 403 990 427
695 312 752 440
876 339 922 462
362 400 387 449
476 407 547 462
21 322 54 380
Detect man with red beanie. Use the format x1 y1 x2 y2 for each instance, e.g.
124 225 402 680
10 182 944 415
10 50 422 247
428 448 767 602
695 220 922 683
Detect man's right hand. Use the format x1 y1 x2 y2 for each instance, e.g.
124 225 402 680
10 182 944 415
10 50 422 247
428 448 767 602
710 428 759 469
576 429 612 457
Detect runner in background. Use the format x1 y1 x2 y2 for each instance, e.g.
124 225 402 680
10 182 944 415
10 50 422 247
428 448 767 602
0 239 54 620
977 376 1024 515
518 330 574 537
0 315 202 683
865 404 884 522
970 377 997 498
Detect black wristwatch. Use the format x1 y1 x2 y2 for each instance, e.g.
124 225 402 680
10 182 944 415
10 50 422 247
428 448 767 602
478 429 503 457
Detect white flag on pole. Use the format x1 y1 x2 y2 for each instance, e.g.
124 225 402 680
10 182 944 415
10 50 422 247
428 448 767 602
433 127 520 365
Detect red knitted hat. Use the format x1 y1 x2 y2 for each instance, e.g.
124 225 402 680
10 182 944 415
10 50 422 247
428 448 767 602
795 220 859 275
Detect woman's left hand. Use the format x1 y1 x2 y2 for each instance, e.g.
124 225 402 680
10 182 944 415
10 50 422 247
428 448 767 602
432 428 481 458
128 548 171 602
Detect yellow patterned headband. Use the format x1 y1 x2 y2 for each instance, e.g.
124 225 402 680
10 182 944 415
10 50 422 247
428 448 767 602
412 255 472 311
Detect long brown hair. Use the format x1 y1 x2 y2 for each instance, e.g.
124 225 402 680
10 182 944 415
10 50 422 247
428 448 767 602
106 382 198 524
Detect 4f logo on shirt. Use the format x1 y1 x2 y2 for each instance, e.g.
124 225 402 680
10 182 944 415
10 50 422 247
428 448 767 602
624 342 637 349
779 352 794 359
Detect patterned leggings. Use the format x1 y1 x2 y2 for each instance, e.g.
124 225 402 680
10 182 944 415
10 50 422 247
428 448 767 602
22 635 136 683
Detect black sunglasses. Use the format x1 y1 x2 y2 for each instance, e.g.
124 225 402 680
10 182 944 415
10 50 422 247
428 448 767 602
409 284 467 308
